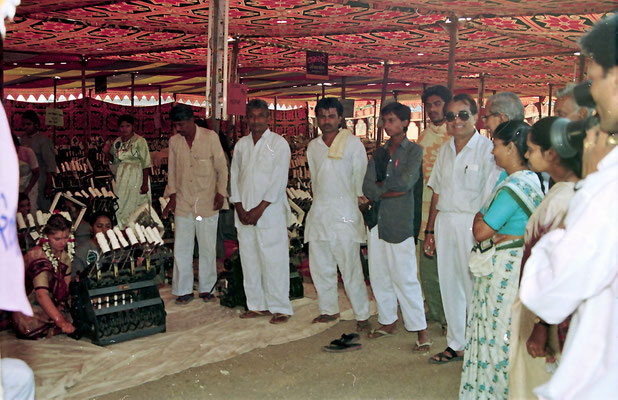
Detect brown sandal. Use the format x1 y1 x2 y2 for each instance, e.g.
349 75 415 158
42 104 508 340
269 313 290 324
239 310 271 319
312 313 340 323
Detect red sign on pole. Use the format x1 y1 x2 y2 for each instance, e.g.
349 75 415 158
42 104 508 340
227 83 248 116
306 50 328 80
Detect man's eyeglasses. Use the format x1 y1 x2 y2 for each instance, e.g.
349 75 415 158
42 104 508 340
481 112 501 123
445 110 471 122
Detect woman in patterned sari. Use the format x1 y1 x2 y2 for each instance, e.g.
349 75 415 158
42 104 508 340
508 117 582 399
12 215 75 339
459 121 544 399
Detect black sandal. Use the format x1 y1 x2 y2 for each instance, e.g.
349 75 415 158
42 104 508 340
323 339 362 353
428 347 463 364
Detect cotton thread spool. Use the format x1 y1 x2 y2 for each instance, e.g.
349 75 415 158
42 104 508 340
151 228 164 245
134 224 146 243
16 213 27 230
106 229 121 250
143 226 155 244
113 227 129 247
27 213 36 228
125 227 139 245
96 232 111 253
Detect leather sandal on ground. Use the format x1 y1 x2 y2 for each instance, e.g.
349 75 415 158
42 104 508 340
312 313 340 324
412 340 433 352
323 338 362 353
367 328 394 339
199 292 216 302
239 310 272 319
269 313 290 324
428 347 463 364
175 294 194 305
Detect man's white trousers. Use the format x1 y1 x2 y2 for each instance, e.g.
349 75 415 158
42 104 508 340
237 222 293 315
435 211 475 351
309 240 370 321
367 227 427 331
172 213 219 296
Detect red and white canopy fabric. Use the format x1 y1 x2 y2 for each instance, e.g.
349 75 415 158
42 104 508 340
4 1 616 101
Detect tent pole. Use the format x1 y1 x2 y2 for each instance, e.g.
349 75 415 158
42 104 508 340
321 84 325 99
446 17 459 91
274 96 277 133
548 84 553 117
81 55 86 99
578 54 586 82
377 62 389 147
53 77 58 145
373 99 377 140
422 83 427 130
341 76 346 100
0 37 4 104
131 72 135 109
478 73 485 109
158 85 162 137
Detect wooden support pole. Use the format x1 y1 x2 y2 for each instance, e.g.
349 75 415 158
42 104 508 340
210 0 220 132
578 54 586 82
341 76 346 100
0 37 4 104
321 83 325 99
81 55 86 99
393 90 398 102
53 77 58 145
158 85 162 137
131 73 135 109
422 83 427 130
273 95 277 133
446 17 459 91
377 62 390 146
478 73 486 109
314 94 319 137
548 84 553 117
373 99 377 140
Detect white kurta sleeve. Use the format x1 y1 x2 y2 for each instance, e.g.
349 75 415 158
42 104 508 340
351 139 368 197
426 147 442 194
229 141 242 204
520 183 618 324
166 138 177 196
262 139 290 204
211 133 229 197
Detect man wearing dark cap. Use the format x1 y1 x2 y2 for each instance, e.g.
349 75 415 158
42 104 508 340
163 104 228 304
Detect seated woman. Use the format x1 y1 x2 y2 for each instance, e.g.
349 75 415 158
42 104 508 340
12 214 75 339
459 121 544 399
72 211 113 278
508 117 581 398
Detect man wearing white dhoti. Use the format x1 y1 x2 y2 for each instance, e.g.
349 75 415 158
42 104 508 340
305 97 371 331
425 94 499 363
230 99 293 324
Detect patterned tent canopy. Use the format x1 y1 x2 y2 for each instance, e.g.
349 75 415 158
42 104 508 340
4 1 616 101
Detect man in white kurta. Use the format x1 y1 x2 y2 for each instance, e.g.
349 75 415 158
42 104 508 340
163 104 228 304
519 17 618 398
305 97 370 329
426 94 499 361
230 100 293 323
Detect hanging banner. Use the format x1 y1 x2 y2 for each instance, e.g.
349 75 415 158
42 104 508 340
45 107 64 127
227 83 248 116
306 50 328 80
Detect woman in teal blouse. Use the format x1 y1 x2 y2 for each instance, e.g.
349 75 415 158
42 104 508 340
459 121 544 400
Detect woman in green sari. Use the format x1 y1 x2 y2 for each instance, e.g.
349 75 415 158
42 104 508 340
104 114 152 228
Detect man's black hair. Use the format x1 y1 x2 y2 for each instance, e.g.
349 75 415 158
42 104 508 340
381 102 411 132
21 110 41 127
169 104 195 122
246 98 269 115
315 97 344 117
118 114 135 126
579 14 618 73
421 85 452 105
447 93 478 115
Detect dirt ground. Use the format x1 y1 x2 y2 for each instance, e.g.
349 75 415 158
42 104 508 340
94 317 462 400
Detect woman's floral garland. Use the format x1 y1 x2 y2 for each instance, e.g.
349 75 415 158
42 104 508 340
39 233 75 272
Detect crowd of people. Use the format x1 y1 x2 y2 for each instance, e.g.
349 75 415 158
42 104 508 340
2 13 617 400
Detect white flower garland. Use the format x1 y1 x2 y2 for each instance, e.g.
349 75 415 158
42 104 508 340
40 233 75 272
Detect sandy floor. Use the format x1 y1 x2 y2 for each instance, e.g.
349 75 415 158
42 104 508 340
94 317 462 400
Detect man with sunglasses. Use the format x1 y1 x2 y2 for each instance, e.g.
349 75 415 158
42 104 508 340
425 93 499 363
482 92 525 136
417 85 452 335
